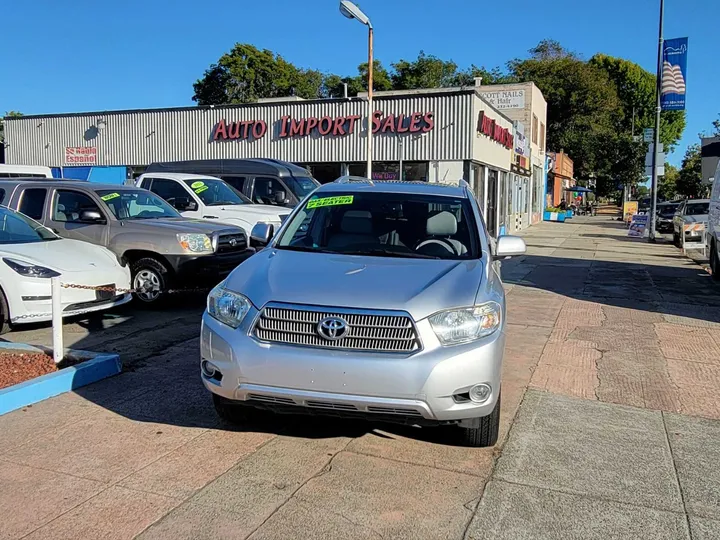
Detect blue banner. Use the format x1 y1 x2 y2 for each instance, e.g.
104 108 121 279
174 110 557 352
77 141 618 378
661 37 688 111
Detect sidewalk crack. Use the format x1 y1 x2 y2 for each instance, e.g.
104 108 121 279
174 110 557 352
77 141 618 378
661 411 692 538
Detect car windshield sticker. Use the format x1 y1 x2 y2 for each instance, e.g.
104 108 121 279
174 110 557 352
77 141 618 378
190 181 205 189
306 195 354 209
101 193 120 201
194 185 209 194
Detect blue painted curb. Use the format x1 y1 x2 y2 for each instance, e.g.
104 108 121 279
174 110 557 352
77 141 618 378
0 350 122 416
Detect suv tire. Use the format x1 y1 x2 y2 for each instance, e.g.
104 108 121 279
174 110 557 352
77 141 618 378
131 257 169 305
459 391 501 447
212 394 257 424
711 240 720 282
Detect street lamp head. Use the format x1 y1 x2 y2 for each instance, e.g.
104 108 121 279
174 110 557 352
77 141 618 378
339 0 372 28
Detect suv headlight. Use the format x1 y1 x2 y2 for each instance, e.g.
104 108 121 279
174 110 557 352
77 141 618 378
429 302 502 345
3 258 61 278
177 233 213 254
207 284 251 329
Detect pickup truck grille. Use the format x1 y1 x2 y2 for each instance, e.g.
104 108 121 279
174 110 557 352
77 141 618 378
217 232 247 253
253 304 420 353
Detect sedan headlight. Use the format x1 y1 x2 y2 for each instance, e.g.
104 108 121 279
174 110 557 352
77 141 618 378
207 284 251 329
3 258 61 278
177 233 213 254
429 302 502 345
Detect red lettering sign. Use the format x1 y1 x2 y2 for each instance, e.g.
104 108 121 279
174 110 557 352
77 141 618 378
476 111 513 149
65 146 97 164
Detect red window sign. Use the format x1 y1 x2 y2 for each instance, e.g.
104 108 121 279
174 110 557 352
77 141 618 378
65 146 97 164
476 111 514 149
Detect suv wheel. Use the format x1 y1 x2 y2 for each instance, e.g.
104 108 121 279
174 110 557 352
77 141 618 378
458 391 501 447
131 258 169 304
711 241 720 282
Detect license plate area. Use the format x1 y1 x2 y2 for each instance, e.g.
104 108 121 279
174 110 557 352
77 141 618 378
95 285 115 301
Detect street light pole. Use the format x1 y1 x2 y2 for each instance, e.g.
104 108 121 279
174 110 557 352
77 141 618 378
339 0 374 179
649 0 664 242
367 25 373 179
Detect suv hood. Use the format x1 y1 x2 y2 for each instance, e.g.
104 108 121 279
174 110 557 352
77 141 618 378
122 217 243 235
224 249 485 321
682 215 709 224
207 205 291 221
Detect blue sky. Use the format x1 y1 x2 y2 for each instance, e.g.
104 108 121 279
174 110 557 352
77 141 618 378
1 0 717 166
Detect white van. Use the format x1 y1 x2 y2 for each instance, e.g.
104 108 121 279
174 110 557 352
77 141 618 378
0 164 53 178
709 160 720 280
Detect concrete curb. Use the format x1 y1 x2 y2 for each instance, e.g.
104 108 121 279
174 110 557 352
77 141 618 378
0 342 122 416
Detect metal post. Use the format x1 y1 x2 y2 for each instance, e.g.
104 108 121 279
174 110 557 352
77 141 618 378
398 137 404 181
366 27 373 179
649 0 664 242
51 277 63 364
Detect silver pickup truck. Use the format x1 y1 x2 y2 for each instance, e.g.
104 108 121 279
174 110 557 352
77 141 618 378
0 179 254 304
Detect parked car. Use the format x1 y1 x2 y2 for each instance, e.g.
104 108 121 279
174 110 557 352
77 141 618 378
656 201 680 234
201 177 526 447
0 179 253 304
144 159 320 208
135 173 291 236
672 199 710 247
709 161 720 280
0 206 131 332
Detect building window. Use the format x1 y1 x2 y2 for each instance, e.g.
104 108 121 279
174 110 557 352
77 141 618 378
532 115 538 145
348 162 429 182
540 123 546 152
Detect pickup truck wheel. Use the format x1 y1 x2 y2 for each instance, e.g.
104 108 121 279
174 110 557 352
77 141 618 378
458 391 501 448
711 241 720 282
131 258 168 304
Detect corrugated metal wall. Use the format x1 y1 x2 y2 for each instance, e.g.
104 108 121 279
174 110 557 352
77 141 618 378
5 93 475 167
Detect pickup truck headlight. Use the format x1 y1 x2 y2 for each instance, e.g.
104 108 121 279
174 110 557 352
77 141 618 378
429 302 502 345
207 284 251 329
3 258 61 278
177 233 213 254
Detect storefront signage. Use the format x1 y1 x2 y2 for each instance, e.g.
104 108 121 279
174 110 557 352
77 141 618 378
476 111 513 149
65 146 97 164
479 89 525 110
212 111 434 141
514 122 527 156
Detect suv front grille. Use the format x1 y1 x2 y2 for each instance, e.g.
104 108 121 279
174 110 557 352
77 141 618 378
253 305 420 353
217 232 247 253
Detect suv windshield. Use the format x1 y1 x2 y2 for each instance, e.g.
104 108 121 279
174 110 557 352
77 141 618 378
183 179 252 206
685 202 709 216
287 176 319 199
276 192 479 260
0 206 58 244
97 189 180 220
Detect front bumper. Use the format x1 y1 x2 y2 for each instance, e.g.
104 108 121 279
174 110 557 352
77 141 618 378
200 308 505 424
167 248 255 286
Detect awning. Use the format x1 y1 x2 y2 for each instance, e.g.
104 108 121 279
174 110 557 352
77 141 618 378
564 186 593 193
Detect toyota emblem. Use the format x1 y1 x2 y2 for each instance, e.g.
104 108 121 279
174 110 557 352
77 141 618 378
317 316 349 341
229 238 238 247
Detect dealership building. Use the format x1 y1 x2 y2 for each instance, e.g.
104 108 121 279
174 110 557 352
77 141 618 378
3 85 548 235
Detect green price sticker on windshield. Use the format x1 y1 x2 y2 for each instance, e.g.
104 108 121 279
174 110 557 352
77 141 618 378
190 181 205 189
306 195 354 209
194 186 209 194
101 193 120 201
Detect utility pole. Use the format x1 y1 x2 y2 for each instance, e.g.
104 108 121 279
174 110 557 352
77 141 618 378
648 0 664 242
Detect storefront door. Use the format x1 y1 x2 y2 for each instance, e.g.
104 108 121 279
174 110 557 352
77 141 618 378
486 169 499 237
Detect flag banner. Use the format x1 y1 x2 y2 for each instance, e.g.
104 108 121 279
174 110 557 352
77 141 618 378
661 37 688 111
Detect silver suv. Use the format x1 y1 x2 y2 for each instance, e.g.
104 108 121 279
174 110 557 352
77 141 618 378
201 177 526 446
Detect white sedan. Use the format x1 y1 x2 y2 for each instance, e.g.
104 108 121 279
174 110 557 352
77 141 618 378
0 206 132 332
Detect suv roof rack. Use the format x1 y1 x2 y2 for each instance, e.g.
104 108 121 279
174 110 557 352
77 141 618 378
334 175 375 186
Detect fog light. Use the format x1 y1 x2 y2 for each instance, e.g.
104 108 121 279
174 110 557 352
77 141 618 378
201 360 220 379
469 384 492 403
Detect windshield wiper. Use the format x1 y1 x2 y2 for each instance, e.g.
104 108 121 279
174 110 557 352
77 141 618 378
208 201 241 206
341 248 441 259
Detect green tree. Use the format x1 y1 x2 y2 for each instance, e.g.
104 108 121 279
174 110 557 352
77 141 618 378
712 114 720 136
676 144 703 198
192 44 324 104
0 111 23 142
449 65 514 86
323 60 392 97
658 163 679 200
589 54 686 151
391 51 458 89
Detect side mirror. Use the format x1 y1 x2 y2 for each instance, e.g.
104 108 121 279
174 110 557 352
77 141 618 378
250 222 274 248
274 190 287 205
173 197 192 211
494 235 526 260
80 209 106 224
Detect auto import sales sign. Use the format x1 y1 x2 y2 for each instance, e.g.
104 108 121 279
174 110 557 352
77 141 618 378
661 37 688 111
